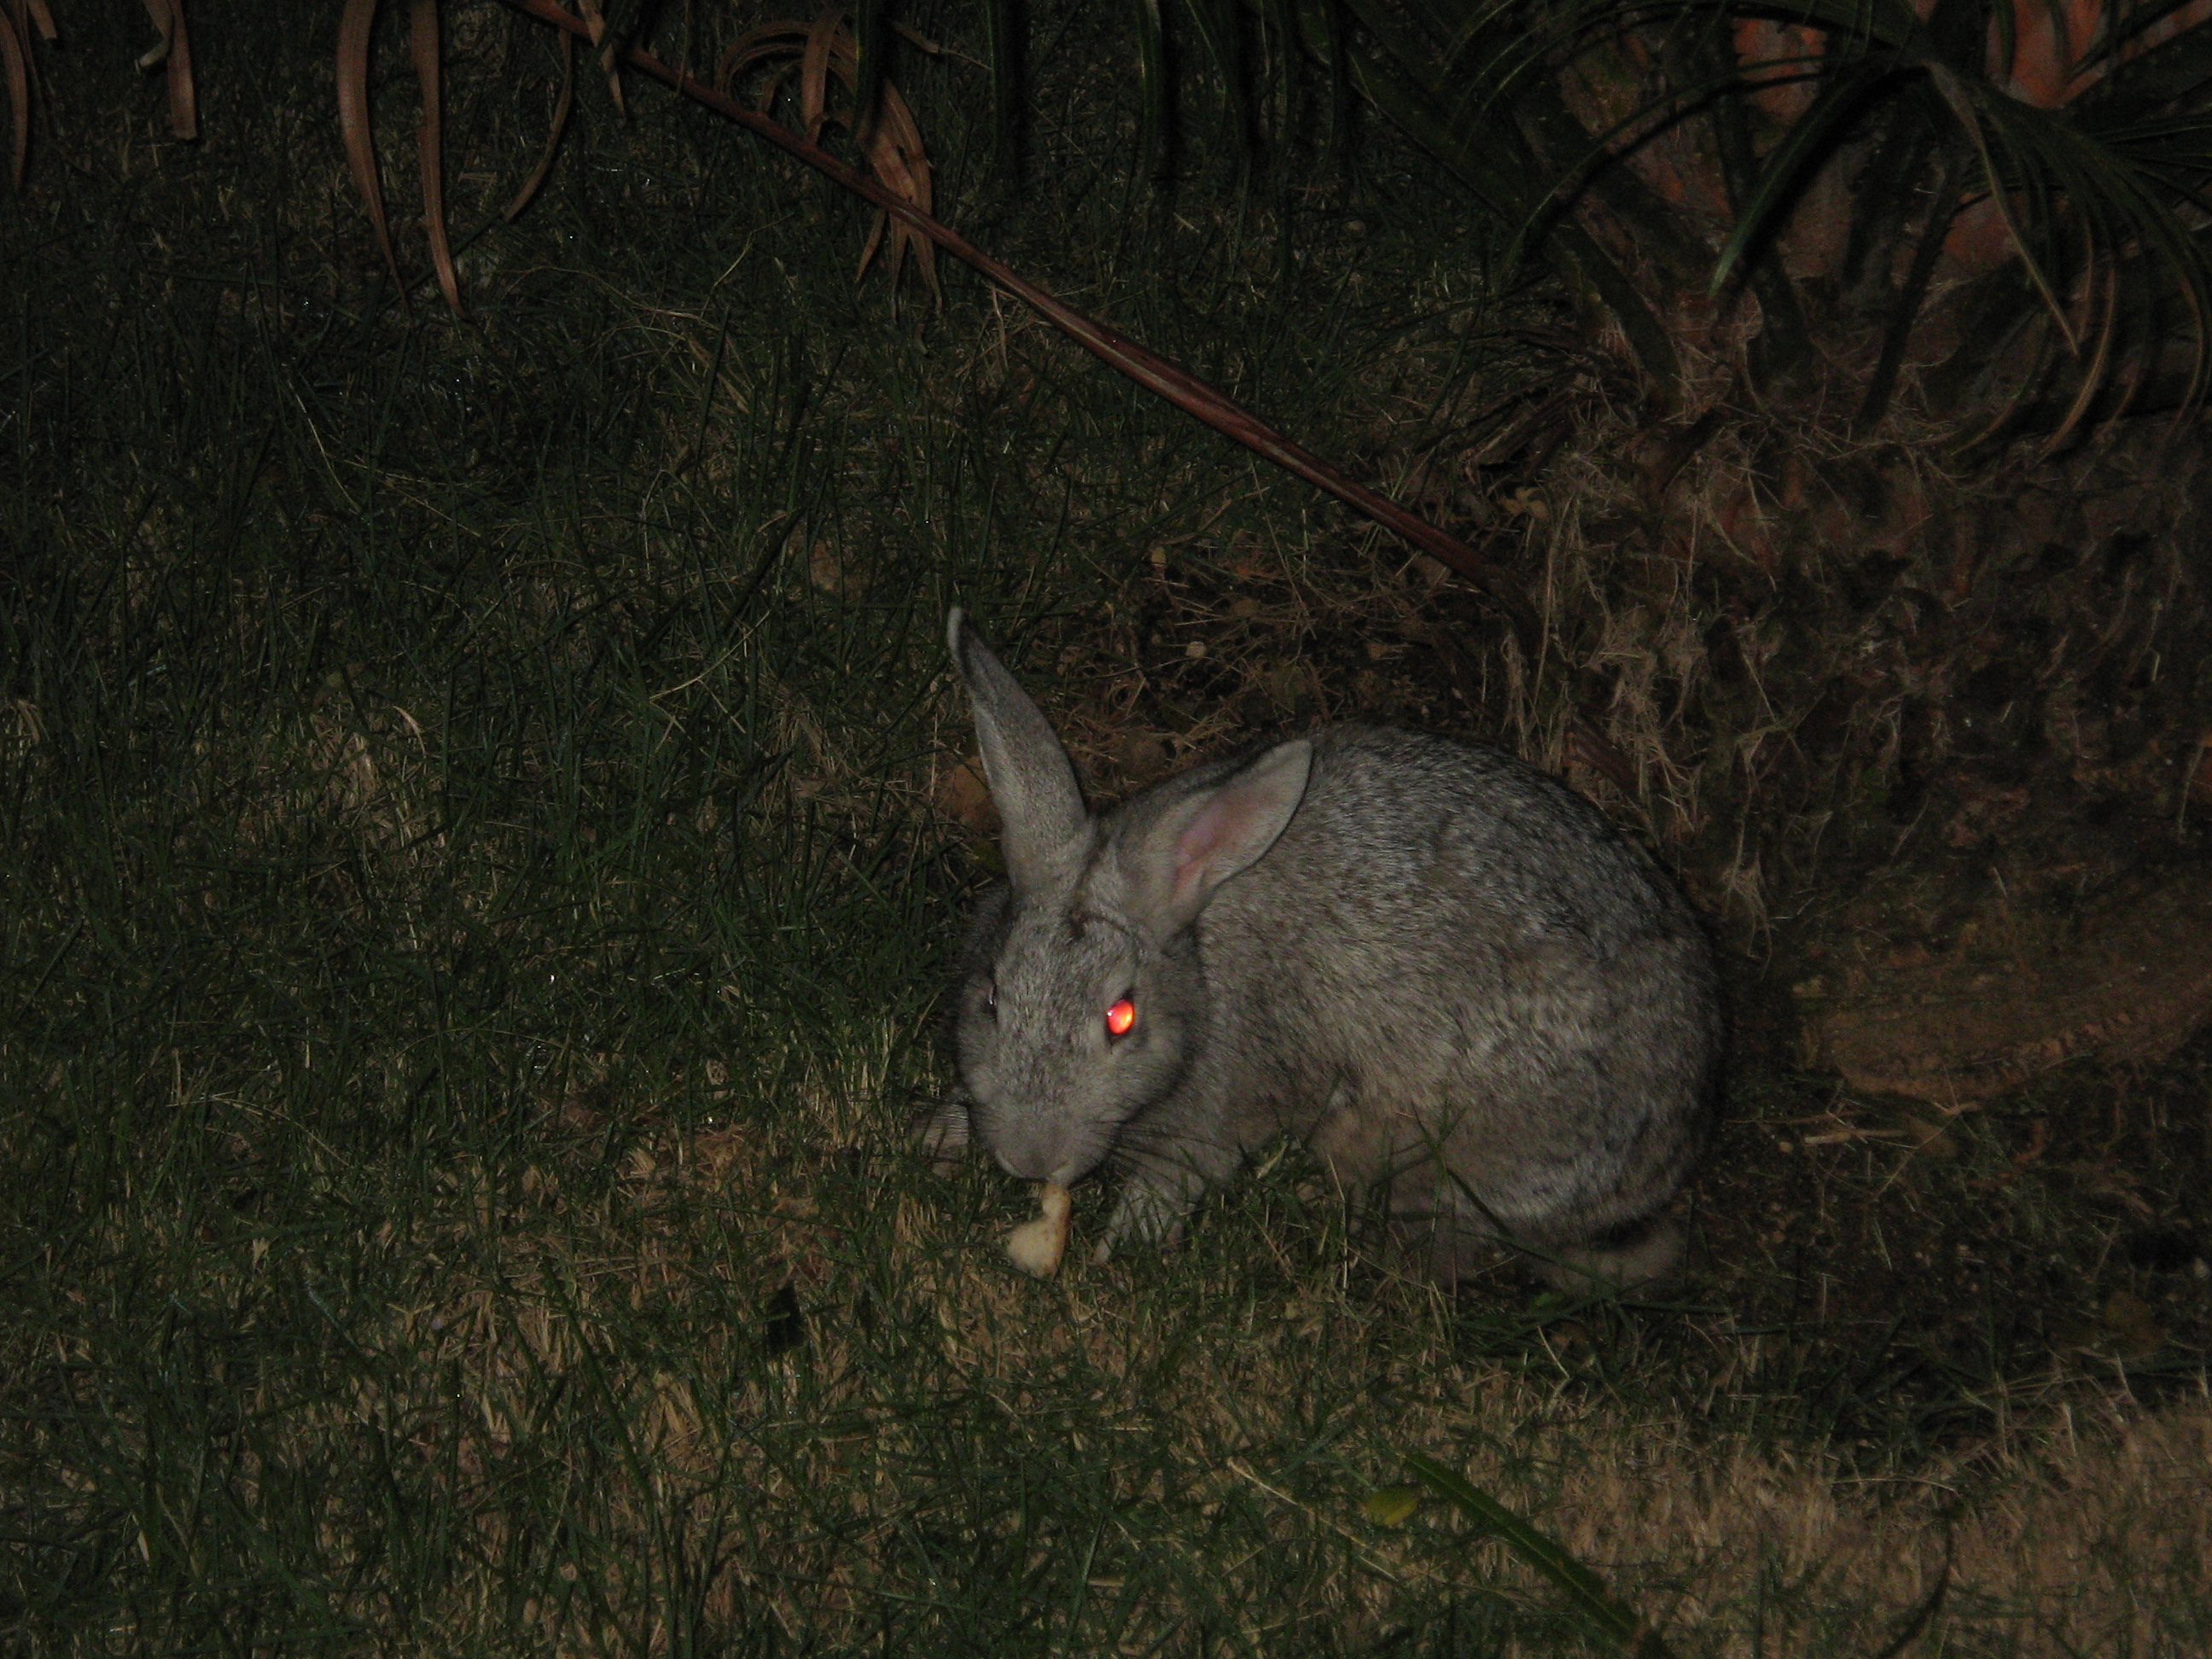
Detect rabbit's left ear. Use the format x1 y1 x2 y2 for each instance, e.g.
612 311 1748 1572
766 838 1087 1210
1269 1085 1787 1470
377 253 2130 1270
949 609 1090 892
1115 740 1311 937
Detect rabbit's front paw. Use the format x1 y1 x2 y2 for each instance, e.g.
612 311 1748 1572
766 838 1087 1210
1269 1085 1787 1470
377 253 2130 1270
1093 1179 1194 1263
914 1101 970 1174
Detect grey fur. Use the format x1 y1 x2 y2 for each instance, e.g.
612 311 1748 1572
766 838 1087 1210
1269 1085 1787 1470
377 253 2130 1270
934 609 1721 1289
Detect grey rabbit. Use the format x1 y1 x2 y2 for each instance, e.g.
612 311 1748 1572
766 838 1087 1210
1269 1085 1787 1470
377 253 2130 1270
928 609 1721 1289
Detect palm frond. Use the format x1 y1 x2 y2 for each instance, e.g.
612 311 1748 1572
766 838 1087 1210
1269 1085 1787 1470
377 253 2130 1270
337 0 406 296
1708 60 1886 295
1 4 29 189
1344 0 2212 429
409 0 463 318
1980 80 2212 405
2079 0 2212 75
1328 0 1689 390
2080 12 2212 115
140 0 198 142
719 11 940 296
503 28 576 222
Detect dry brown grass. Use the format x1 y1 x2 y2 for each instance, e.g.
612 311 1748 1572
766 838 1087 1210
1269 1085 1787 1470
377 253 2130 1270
320 1062 2210 1652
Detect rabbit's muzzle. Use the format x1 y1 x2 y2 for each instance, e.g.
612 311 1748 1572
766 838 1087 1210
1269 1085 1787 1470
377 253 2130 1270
987 1124 1080 1185
980 1103 1115 1186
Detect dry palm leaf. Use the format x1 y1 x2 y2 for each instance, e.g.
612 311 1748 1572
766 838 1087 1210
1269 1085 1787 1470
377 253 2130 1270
337 0 407 295
3 0 65 188
719 9 937 295
504 26 575 222
335 0 470 314
137 0 196 141
313 0 1518 630
4 3 191 189
574 0 626 114
409 0 463 316
1 3 29 189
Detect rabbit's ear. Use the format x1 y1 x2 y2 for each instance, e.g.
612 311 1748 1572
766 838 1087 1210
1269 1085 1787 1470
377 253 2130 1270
949 609 1089 890
1119 739 1311 936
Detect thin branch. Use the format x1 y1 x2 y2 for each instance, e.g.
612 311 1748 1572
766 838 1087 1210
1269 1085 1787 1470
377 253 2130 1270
492 0 1537 641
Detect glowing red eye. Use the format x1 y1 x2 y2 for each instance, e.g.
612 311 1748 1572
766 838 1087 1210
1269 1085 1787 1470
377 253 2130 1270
1104 998 1137 1038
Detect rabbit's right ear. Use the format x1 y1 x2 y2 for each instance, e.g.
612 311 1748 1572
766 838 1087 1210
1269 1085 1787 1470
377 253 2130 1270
948 609 1089 890
1115 738 1312 939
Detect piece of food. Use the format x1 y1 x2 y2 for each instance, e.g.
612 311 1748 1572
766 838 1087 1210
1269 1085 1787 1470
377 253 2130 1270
1004 1182 1072 1278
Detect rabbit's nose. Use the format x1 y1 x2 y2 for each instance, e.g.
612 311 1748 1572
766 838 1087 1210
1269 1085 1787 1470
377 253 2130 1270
991 1127 1082 1185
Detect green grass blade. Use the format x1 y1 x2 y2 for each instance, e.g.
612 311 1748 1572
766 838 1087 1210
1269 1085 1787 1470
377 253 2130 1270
1134 0 1174 179
1401 1449 1671 1657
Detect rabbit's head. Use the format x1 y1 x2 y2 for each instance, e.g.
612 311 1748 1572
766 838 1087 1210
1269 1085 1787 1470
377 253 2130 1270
947 611 1311 1185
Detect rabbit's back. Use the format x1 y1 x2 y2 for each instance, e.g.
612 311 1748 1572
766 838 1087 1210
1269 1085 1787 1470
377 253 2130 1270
1181 726 1719 1265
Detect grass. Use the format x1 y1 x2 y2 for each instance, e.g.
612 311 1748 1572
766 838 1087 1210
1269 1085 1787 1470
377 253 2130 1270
3 3 2209 1654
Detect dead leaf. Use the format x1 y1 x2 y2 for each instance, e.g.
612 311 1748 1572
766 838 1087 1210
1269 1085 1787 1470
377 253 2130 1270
1893 1113 1958 1160
139 0 197 139
1362 1485 1423 1526
937 758 997 836
1112 731 1170 782
2101 1290 2167 1358
808 538 870 598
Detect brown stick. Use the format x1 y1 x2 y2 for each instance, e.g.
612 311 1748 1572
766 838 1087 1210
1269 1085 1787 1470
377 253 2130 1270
493 0 1534 638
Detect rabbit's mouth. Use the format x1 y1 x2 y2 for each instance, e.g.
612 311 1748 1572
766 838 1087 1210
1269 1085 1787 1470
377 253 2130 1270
989 1138 1103 1186
981 1105 1124 1186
